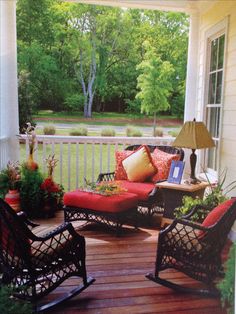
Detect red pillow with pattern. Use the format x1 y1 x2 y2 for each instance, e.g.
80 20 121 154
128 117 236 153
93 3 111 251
151 148 180 182
114 150 133 180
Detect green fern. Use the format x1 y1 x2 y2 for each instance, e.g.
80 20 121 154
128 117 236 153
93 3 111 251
0 285 32 314
218 243 235 314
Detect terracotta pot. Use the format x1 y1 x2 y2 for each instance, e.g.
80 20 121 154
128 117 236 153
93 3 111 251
5 189 21 212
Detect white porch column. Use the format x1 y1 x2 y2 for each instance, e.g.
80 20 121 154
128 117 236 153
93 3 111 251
0 0 19 166
184 12 200 122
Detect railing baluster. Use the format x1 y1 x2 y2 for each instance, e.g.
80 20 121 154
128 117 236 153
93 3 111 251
99 143 103 174
83 143 87 186
107 143 110 172
75 142 79 189
67 142 71 191
91 143 95 182
51 141 55 155
35 139 38 161
42 140 46 173
59 142 63 185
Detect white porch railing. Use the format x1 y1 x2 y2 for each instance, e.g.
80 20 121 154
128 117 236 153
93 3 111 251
20 135 174 191
0 136 9 170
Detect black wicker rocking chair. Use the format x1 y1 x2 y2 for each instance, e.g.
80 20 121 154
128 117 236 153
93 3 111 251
97 145 184 222
146 198 236 297
0 198 95 312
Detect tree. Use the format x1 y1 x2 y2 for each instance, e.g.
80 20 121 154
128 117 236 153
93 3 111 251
136 41 174 134
16 0 188 118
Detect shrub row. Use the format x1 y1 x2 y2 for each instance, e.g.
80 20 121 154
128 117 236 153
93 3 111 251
42 125 179 137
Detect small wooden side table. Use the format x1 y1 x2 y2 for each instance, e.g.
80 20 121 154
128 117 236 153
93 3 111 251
156 181 209 224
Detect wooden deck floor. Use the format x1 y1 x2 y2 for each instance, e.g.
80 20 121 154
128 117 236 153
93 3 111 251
37 211 227 314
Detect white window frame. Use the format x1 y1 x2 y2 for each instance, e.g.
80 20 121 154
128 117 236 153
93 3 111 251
202 17 228 180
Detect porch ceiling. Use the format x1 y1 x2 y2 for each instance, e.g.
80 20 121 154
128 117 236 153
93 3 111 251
66 0 217 14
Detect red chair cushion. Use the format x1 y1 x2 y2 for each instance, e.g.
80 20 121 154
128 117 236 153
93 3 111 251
115 180 155 201
63 190 138 213
201 198 236 228
114 150 133 180
151 148 180 182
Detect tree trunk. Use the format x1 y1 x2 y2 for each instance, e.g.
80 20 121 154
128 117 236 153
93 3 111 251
153 112 157 136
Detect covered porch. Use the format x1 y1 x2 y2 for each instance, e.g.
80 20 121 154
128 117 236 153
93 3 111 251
0 0 235 313
1 0 236 187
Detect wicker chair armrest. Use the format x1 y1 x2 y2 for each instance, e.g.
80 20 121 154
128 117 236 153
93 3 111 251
32 222 84 243
160 218 209 236
97 172 115 182
17 211 39 228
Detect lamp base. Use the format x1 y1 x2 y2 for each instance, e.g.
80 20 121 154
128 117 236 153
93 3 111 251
185 177 201 185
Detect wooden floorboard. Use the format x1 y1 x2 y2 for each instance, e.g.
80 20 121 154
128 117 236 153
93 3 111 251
36 211 227 314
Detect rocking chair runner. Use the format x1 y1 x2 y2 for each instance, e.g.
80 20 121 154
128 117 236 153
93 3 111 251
146 198 236 296
0 198 95 312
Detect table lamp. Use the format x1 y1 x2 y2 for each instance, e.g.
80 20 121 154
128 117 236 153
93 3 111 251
172 119 215 184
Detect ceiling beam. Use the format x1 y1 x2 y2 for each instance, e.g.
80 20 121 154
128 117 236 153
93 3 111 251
66 0 198 13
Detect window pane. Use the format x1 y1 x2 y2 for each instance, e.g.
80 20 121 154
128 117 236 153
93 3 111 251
210 39 218 71
218 35 225 69
208 73 216 104
208 107 220 138
216 71 223 104
207 142 218 170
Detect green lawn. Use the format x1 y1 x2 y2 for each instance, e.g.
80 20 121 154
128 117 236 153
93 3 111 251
33 110 181 127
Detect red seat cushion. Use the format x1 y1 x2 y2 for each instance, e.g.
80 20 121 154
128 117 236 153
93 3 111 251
63 190 138 213
201 198 236 228
115 180 155 201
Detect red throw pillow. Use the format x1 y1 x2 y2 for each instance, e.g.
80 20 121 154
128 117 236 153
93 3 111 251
151 148 180 182
114 150 133 180
201 198 236 228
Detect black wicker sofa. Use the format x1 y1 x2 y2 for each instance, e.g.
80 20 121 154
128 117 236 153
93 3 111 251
97 145 184 222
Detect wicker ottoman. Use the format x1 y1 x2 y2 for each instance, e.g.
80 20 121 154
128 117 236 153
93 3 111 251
63 190 139 235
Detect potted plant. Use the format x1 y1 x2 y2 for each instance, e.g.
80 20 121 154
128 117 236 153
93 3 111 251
0 161 21 212
174 169 236 222
20 164 44 217
40 155 64 217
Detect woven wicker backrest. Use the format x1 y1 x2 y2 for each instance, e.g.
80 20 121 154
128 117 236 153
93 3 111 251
0 199 31 267
125 145 184 161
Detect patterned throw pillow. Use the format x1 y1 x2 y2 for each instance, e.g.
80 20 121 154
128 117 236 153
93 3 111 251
122 145 157 182
114 150 133 180
151 148 180 182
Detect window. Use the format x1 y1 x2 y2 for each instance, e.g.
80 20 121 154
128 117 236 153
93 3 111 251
205 24 226 175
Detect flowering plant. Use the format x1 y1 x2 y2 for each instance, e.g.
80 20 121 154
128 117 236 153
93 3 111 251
40 154 63 203
83 179 127 196
45 154 58 178
0 161 21 196
40 177 64 202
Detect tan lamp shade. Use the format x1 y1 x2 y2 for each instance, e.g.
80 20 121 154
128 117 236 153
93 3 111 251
172 120 215 149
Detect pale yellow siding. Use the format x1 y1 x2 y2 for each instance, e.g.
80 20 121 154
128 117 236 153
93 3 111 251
197 1 236 195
